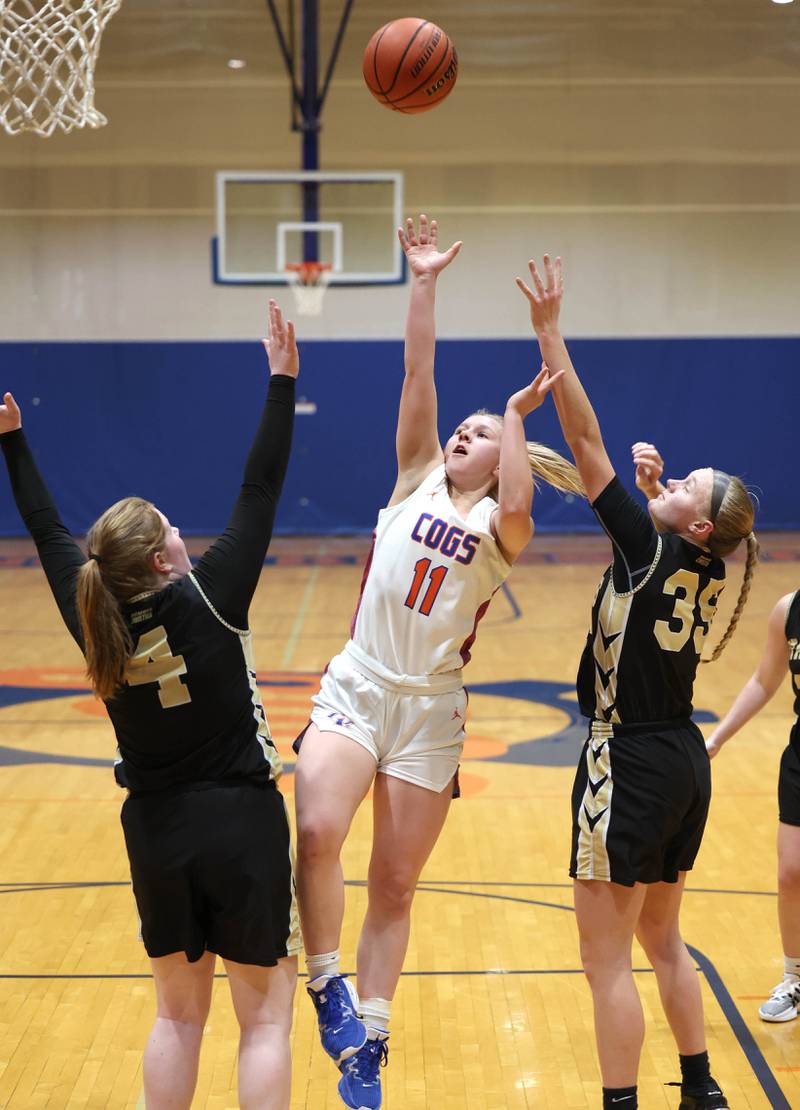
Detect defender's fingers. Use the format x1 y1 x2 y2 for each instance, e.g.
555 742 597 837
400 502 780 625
528 260 546 297
539 369 565 392
515 276 536 302
543 253 555 290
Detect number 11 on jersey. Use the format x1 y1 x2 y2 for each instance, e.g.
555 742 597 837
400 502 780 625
404 558 449 617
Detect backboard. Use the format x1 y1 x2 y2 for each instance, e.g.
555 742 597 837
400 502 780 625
213 170 405 286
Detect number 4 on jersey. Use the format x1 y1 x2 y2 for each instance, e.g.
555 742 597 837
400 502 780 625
126 625 191 708
405 558 449 617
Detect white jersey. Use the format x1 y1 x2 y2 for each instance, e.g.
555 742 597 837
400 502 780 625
347 464 512 685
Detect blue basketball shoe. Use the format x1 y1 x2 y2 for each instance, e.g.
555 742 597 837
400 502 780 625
306 975 367 1063
337 1036 389 1110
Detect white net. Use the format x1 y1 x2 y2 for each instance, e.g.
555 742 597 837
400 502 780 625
0 0 122 137
285 263 332 317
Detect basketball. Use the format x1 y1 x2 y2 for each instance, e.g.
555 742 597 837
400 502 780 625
362 18 458 114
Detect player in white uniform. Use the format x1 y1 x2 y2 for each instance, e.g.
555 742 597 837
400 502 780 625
294 215 584 1110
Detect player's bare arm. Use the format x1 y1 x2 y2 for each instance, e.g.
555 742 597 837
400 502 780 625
390 214 462 506
492 365 564 562
707 593 794 758
516 255 614 502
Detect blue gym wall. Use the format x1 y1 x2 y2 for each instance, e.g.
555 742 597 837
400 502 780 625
0 337 795 537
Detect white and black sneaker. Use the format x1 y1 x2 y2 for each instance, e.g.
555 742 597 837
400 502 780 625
758 975 800 1022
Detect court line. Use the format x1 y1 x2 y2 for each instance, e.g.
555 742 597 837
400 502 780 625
4 550 799 571
410 885 792 1110
0 880 789 1105
0 967 655 980
500 581 522 621
0 879 780 897
418 880 780 898
689 944 792 1110
281 552 324 668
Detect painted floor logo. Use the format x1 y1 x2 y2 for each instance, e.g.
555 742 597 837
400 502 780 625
0 668 718 773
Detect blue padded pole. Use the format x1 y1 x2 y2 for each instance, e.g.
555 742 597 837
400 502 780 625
301 0 320 261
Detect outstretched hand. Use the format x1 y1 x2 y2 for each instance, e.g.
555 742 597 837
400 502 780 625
515 254 563 335
262 300 299 379
398 214 462 279
631 441 664 495
506 362 565 419
0 392 21 434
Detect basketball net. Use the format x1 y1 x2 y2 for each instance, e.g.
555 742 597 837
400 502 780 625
0 0 122 137
285 262 332 317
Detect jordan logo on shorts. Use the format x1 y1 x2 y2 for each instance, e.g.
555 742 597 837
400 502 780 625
451 708 462 720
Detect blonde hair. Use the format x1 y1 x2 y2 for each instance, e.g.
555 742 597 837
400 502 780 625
475 410 586 498
76 497 166 700
703 473 759 663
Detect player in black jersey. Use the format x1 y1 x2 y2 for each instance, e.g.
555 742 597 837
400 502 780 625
517 256 758 1110
707 591 800 1024
0 301 300 1110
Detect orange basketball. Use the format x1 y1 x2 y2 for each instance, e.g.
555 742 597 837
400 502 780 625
362 18 458 114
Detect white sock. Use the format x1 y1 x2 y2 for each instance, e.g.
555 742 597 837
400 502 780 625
358 996 391 1040
306 950 341 987
783 955 800 979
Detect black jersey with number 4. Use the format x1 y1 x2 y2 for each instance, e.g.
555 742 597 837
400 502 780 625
577 476 726 726
1 375 295 794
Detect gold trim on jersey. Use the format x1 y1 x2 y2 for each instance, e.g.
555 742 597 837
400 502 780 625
592 587 632 725
188 572 248 635
576 722 614 880
592 536 663 724
188 573 282 781
241 633 283 781
280 793 303 957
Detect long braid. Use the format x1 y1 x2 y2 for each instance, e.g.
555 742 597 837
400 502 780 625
703 532 759 663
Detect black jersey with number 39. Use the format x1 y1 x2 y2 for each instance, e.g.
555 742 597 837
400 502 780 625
577 477 726 725
1 375 295 794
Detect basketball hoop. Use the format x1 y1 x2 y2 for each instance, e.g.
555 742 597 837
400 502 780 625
0 0 122 137
285 262 332 317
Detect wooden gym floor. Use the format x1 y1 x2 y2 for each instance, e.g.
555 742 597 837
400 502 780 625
1 532 799 1109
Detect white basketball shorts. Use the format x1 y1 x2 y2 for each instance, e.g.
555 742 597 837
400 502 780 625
309 650 467 793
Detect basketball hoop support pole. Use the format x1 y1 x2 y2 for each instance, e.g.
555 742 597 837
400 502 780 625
301 0 320 261
262 0 357 263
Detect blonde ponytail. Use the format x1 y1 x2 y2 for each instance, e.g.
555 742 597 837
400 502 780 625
526 441 585 497
474 409 586 499
76 497 166 699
